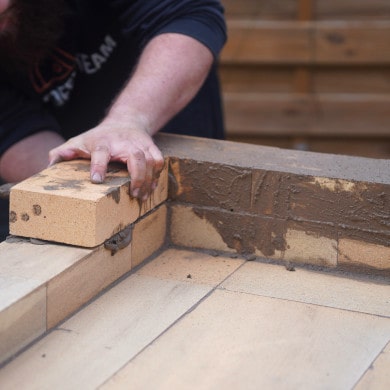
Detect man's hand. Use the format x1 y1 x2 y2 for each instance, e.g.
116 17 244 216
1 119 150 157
49 123 164 200
53 33 212 200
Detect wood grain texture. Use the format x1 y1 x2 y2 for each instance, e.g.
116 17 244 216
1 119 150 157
219 0 390 151
223 92 390 136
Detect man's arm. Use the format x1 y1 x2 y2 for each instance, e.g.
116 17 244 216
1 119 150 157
0 81 64 183
0 130 64 182
49 33 214 200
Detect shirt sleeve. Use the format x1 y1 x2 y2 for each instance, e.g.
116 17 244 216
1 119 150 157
0 81 61 157
109 0 227 58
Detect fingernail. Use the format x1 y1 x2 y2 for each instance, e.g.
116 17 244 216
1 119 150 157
92 173 102 183
48 157 60 167
142 193 149 202
132 188 140 198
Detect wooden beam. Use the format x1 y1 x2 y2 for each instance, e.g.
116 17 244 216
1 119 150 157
222 0 390 21
223 92 390 136
315 21 390 64
222 21 312 64
221 21 390 65
298 0 314 21
315 0 390 21
222 0 297 20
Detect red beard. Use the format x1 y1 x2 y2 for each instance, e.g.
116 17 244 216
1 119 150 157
0 0 68 74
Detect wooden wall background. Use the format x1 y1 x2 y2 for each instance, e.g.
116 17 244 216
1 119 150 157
219 0 390 158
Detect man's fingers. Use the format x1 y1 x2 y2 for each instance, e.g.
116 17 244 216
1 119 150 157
48 147 77 166
148 143 164 190
141 151 155 200
47 130 164 199
47 154 63 167
48 139 89 166
127 148 146 198
90 144 111 183
149 143 164 177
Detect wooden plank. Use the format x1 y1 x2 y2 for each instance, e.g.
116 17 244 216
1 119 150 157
224 136 390 159
293 67 312 93
219 66 295 93
307 138 390 158
314 68 390 94
316 21 390 64
316 0 390 21
295 0 314 105
223 92 390 136
221 21 390 65
219 66 390 94
223 0 390 21
221 21 312 64
298 0 314 21
223 92 316 136
222 0 298 20
315 93 390 135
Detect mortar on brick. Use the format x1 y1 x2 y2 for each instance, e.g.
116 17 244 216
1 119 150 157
170 204 235 253
160 134 389 273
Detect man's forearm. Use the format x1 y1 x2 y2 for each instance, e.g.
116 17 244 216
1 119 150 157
101 32 214 134
0 131 65 182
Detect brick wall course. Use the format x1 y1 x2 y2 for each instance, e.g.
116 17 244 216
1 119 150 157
170 203 287 258
156 133 390 185
158 134 389 272
7 133 390 272
170 203 340 267
287 177 390 234
169 164 389 244
168 158 252 212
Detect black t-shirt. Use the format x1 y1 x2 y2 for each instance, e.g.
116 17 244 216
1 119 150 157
0 0 227 156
